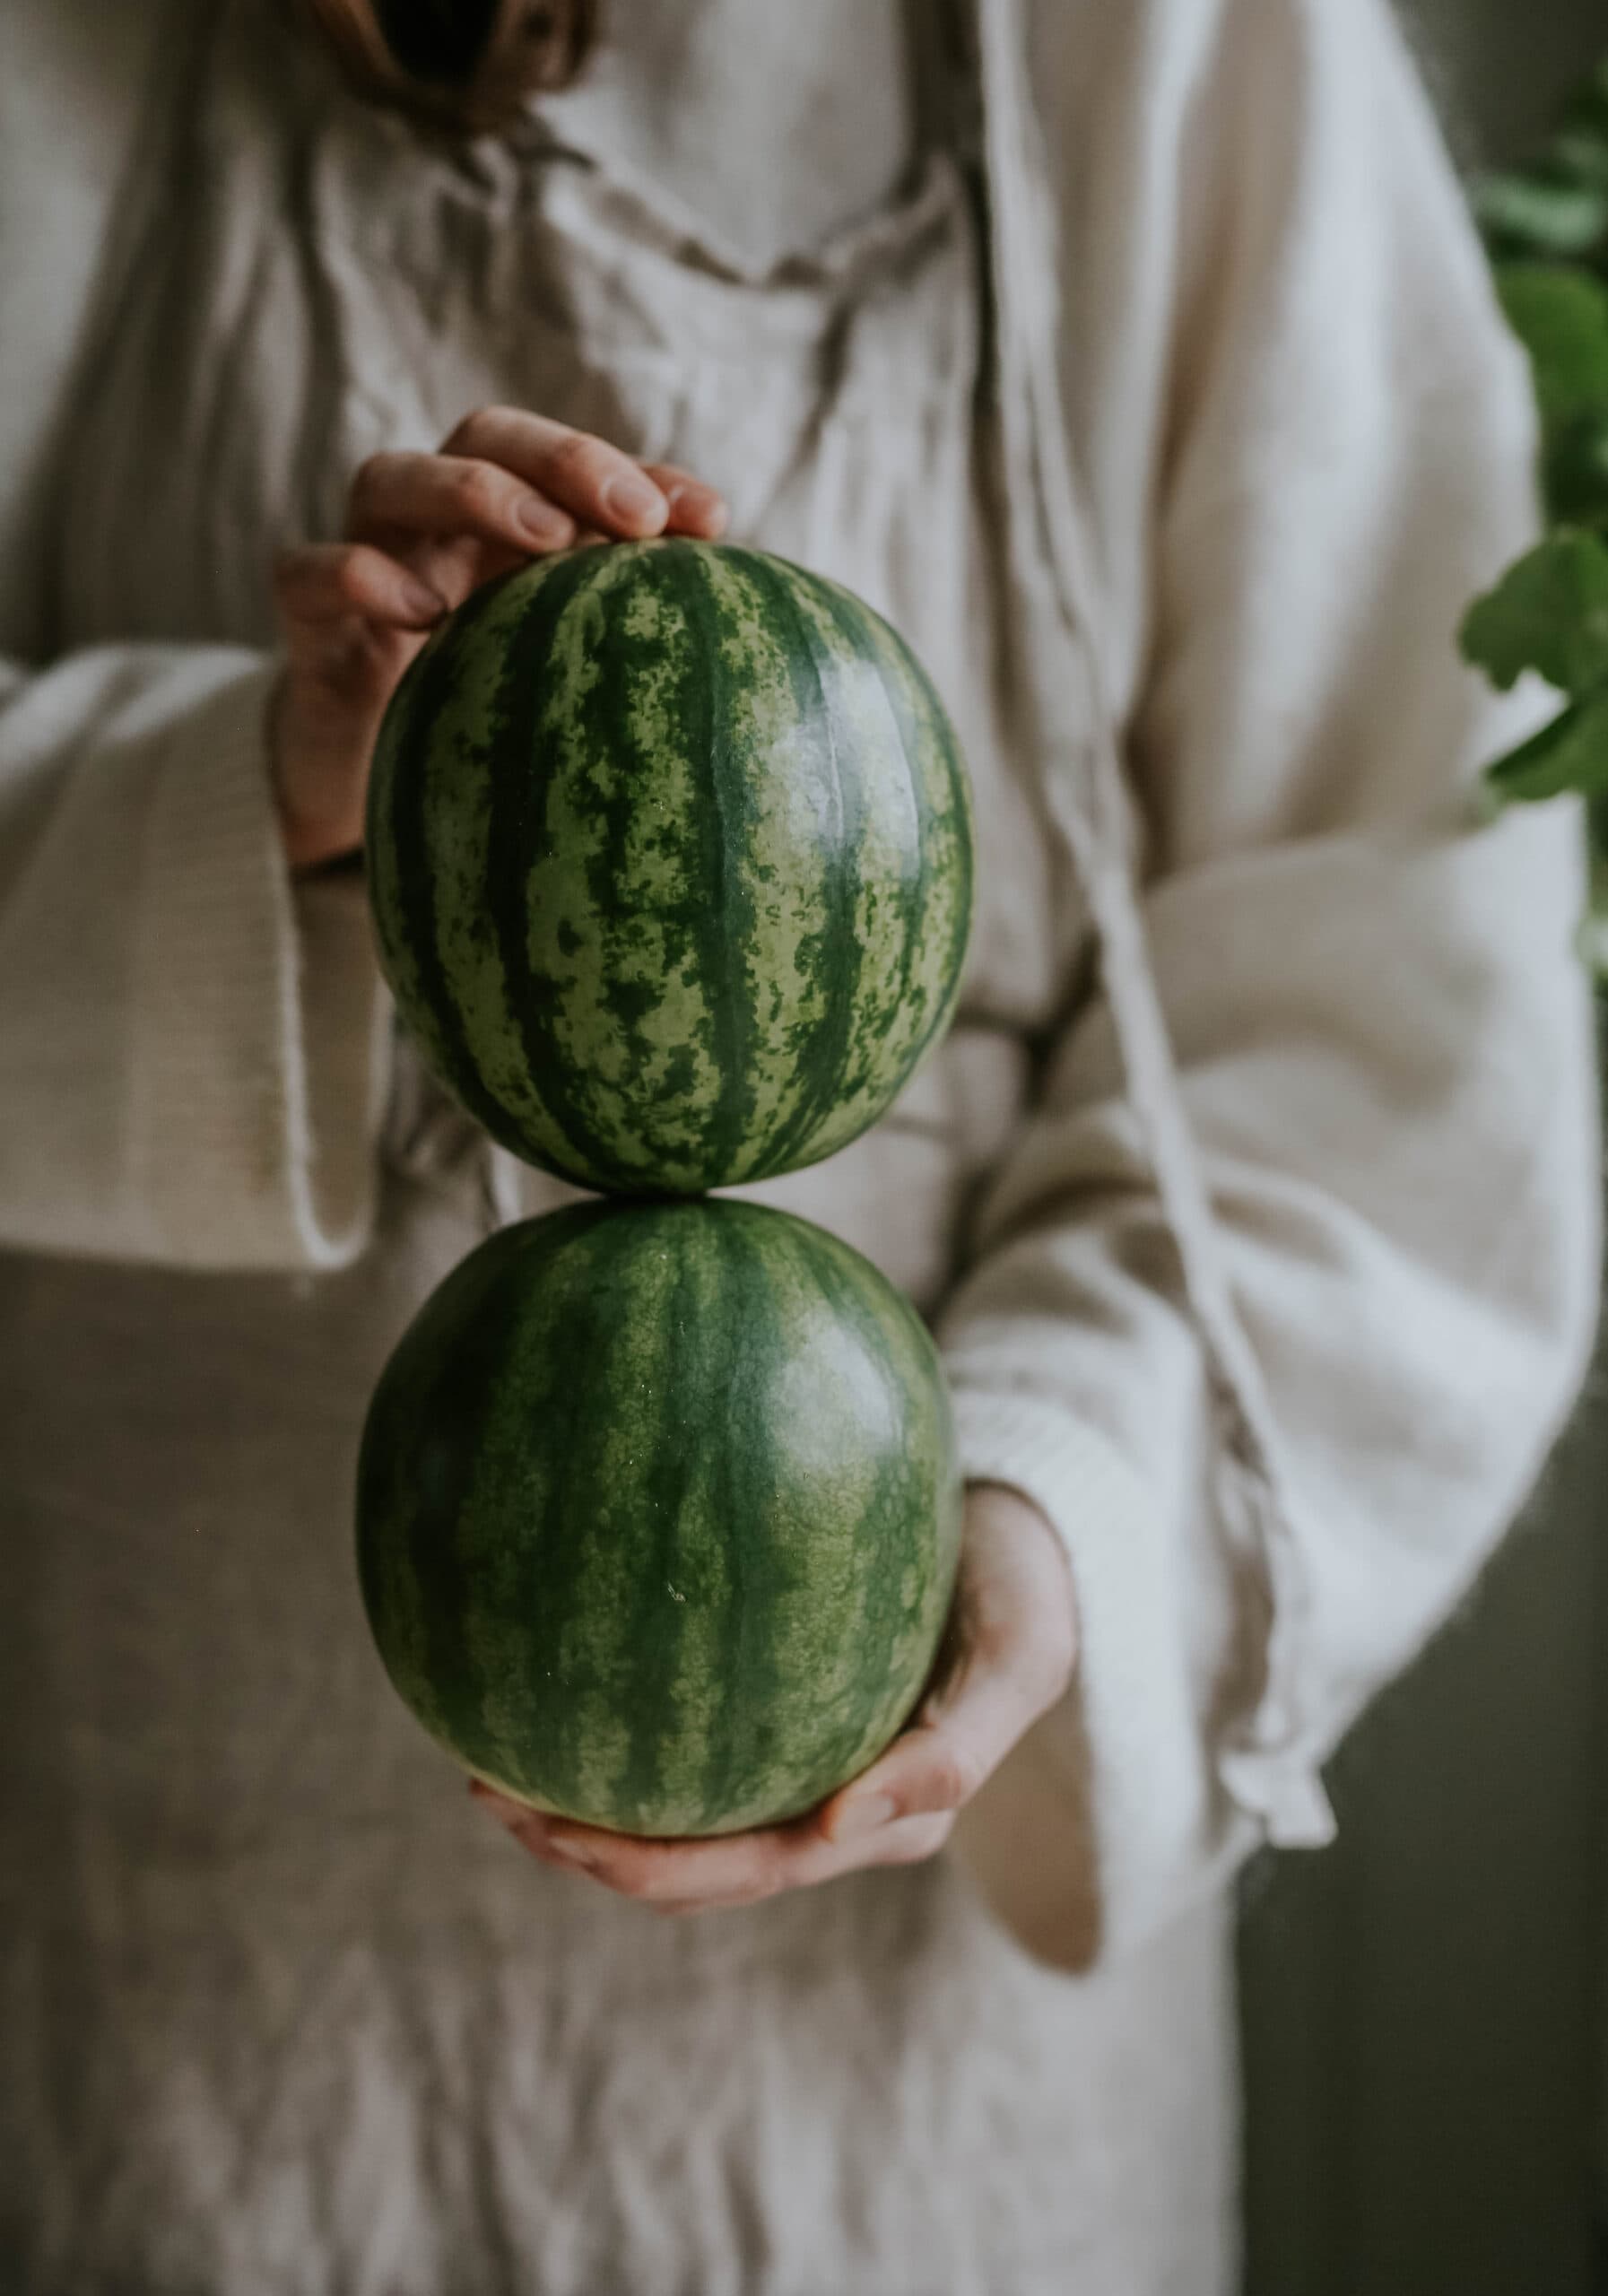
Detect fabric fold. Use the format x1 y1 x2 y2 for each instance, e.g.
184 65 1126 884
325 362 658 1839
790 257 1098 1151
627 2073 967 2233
0 647 392 1268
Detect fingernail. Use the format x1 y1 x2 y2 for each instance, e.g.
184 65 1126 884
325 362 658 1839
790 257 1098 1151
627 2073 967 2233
543 1830 599 1869
600 472 666 529
666 484 727 536
831 1793 896 1843
403 578 445 620
517 497 572 547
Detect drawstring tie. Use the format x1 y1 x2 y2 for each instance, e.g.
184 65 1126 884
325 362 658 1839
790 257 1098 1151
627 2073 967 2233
977 0 1334 1848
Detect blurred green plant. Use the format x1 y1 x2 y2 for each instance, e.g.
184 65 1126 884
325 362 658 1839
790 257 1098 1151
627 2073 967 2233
1461 61 1608 973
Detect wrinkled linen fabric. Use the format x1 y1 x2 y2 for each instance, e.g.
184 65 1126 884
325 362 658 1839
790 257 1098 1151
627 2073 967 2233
0 0 1597 2289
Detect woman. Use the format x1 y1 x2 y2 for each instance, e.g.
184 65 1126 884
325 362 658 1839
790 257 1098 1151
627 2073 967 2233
0 0 1596 2289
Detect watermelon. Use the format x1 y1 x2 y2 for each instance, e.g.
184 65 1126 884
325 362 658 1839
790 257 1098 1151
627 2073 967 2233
365 538 974 1196
356 1196 963 1836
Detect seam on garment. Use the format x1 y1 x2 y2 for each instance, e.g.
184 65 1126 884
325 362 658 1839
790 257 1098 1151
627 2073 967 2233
978 0 1334 1847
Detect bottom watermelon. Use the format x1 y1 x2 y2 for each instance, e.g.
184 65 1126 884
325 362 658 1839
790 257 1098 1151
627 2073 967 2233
355 1196 962 1837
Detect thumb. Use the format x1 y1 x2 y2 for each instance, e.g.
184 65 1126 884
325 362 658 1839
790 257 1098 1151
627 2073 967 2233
822 1485 1075 1839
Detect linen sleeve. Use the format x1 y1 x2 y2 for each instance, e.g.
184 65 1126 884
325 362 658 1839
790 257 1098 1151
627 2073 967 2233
0 644 393 1270
943 0 1602 1968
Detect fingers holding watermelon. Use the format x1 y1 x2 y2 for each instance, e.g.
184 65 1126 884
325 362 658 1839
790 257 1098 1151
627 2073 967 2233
469 1782 959 1916
469 1485 1077 1917
438 410 728 544
637 462 729 542
347 447 582 558
268 408 728 871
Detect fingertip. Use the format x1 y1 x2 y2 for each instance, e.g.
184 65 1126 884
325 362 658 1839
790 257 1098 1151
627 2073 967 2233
599 471 671 537
401 575 448 623
663 486 728 540
827 1791 899 1845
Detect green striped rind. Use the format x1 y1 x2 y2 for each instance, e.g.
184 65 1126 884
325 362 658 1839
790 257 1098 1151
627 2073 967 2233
366 539 975 1195
355 1198 963 1836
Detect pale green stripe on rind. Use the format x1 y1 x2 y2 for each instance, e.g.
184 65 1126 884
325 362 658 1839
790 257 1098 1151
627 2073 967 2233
695 548 840 1179
522 553 726 1186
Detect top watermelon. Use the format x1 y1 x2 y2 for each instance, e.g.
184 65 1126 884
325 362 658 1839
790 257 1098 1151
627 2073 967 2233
366 539 975 1196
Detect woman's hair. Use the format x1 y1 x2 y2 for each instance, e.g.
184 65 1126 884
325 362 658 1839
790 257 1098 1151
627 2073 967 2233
297 0 598 133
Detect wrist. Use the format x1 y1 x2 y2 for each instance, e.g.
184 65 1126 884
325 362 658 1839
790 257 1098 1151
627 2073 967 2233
266 673 365 874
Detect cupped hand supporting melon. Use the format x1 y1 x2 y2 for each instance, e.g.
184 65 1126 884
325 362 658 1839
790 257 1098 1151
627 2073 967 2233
364 539 975 1195
355 1197 964 1837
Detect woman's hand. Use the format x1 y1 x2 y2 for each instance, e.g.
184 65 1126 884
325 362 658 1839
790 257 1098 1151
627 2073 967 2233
270 408 728 871
470 1483 1077 1915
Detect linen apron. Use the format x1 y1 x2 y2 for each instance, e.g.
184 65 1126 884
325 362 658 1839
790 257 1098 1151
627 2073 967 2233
0 4 1238 2290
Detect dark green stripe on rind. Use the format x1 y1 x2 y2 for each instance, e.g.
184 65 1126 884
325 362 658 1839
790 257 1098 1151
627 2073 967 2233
355 1197 962 1837
354 1216 543 1781
718 547 872 1183
365 538 976 1196
366 570 541 1155
368 554 608 1185
482 547 666 1192
670 546 761 1174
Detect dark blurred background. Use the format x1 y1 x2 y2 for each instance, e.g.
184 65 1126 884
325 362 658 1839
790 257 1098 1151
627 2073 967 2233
1237 16 1608 2294
1404 0 1606 162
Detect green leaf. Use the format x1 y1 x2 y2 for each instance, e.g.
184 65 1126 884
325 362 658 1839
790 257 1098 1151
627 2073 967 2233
1552 127 1608 197
1477 170 1608 263
1485 687 1608 804
1586 787 1608 858
1494 265 1608 425
1557 61 1608 188
1543 410 1608 524
1460 532 1608 695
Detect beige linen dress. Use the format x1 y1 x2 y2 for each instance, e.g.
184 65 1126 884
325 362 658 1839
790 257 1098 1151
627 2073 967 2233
1 0 1598 2290
4 6 1230 2292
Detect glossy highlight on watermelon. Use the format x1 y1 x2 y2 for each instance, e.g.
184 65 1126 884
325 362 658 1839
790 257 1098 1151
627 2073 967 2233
365 538 975 1196
355 1196 963 1837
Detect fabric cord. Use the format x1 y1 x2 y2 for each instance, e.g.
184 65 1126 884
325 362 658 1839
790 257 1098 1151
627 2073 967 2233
976 0 1335 1847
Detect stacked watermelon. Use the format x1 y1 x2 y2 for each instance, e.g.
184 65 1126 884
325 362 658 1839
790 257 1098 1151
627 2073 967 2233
358 540 975 1835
